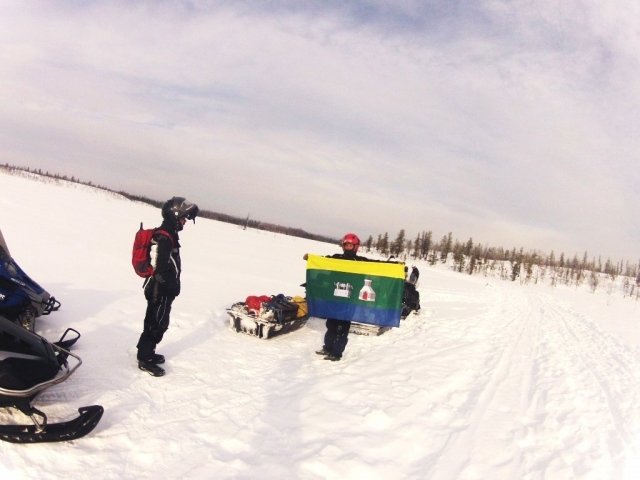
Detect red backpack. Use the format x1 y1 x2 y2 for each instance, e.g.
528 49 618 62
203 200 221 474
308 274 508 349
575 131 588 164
132 223 174 278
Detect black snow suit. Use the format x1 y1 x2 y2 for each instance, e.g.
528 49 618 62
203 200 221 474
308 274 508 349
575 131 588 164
136 220 181 361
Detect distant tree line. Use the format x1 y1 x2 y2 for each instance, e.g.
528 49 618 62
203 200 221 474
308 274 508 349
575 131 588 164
0 163 338 244
364 229 639 297
4 163 637 296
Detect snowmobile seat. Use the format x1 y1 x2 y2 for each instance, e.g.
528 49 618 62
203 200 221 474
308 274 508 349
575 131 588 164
0 316 59 390
0 315 103 443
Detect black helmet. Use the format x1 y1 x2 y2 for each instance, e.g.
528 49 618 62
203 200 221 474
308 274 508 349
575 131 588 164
162 197 199 224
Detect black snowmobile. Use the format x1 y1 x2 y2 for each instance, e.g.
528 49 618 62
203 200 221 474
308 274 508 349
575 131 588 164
0 314 103 443
0 229 61 331
401 266 421 319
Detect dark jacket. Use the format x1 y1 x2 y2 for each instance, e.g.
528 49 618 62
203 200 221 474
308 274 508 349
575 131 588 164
327 250 392 263
328 251 371 262
145 221 181 298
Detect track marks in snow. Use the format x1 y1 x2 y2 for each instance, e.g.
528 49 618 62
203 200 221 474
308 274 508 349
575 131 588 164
525 297 640 477
417 279 640 480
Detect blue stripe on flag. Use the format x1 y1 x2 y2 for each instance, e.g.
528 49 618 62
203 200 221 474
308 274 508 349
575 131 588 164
307 298 401 327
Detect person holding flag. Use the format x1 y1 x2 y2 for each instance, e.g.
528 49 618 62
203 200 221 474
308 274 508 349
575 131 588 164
303 233 378 361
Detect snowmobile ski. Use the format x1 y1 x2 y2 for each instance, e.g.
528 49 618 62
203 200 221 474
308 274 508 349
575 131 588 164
0 405 104 443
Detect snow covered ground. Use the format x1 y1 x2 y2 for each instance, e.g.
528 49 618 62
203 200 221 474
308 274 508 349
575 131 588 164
1 170 640 480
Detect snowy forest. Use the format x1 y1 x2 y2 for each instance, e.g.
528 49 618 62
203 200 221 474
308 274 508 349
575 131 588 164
2 163 638 298
364 230 640 297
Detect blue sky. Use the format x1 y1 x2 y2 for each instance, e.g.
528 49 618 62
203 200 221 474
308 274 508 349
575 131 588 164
1 1 639 262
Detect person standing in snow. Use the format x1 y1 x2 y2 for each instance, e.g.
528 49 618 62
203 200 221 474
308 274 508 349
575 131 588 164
304 233 374 362
136 196 198 377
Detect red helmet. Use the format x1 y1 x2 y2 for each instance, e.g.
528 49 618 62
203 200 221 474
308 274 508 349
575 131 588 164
341 233 360 252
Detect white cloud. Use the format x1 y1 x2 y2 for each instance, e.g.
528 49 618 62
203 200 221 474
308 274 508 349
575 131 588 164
1 1 639 259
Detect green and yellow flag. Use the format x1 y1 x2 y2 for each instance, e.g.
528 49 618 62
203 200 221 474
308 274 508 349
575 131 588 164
305 255 405 327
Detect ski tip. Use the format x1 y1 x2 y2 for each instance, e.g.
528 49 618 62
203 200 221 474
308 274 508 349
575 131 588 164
0 404 105 444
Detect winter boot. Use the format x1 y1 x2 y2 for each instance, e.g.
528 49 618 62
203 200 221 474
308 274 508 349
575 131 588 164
151 353 165 364
323 354 341 362
315 347 330 356
138 360 165 377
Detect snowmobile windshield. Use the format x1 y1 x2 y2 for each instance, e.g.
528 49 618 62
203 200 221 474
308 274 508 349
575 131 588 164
0 229 10 261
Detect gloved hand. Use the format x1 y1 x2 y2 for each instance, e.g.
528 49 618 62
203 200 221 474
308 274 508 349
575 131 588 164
154 273 180 297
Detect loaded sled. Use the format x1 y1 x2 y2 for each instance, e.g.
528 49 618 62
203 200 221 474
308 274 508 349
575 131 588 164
0 229 60 331
0 315 103 443
227 294 309 339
